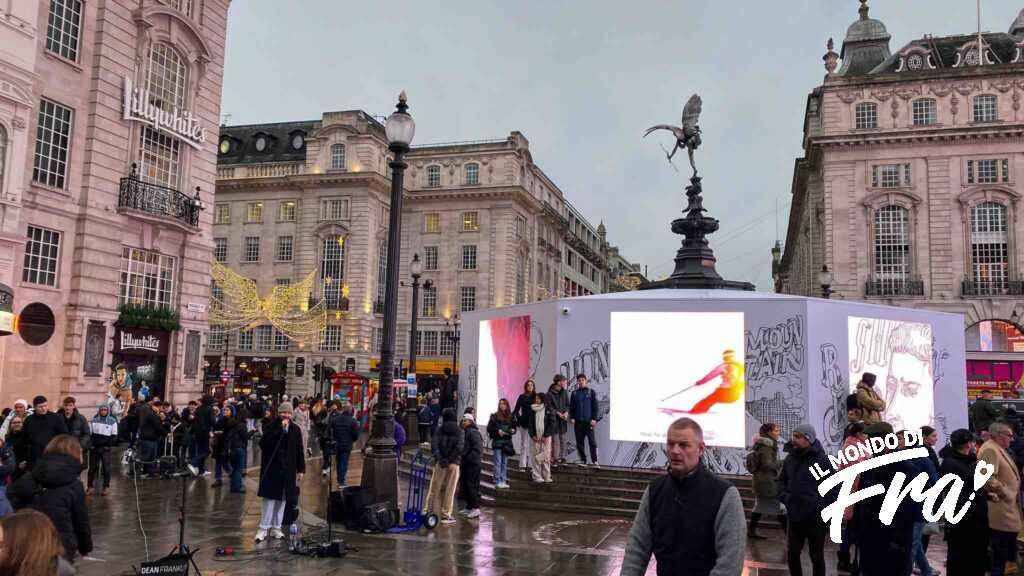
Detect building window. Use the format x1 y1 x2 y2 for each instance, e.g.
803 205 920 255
22 226 61 287
465 163 479 185
246 202 263 223
46 0 82 62
376 240 387 309
146 43 188 117
208 325 225 350
911 99 937 126
424 213 441 233
417 331 439 356
238 329 253 351
276 236 293 261
855 102 878 129
423 285 437 317
515 257 526 304
118 247 176 309
462 245 477 270
215 203 230 224
320 198 350 221
256 325 273 351
967 159 1010 185
973 94 998 123
214 238 227 262
275 278 292 286
33 99 73 189
462 211 480 232
244 237 260 262
514 215 527 239
273 327 289 352
871 164 912 188
279 200 296 222
440 330 453 356
138 128 181 189
321 325 342 352
970 202 1009 289
424 246 438 271
873 205 911 288
330 144 346 170
426 165 441 187
321 235 345 301
460 286 476 312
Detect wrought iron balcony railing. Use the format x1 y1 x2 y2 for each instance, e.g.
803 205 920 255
865 277 925 297
118 164 201 228
961 279 1024 297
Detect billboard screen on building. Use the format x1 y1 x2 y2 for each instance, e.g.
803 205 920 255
609 311 746 448
477 315 531 418
848 316 934 432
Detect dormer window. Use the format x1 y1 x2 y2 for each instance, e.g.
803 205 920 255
330 144 346 170
291 133 304 150
855 102 878 129
255 136 268 153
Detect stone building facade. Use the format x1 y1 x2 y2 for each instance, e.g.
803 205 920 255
0 0 229 408
777 2 1024 398
215 119 584 395
561 202 607 296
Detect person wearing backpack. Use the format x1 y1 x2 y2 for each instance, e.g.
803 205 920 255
747 422 783 540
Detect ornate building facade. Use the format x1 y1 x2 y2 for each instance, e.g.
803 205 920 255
0 0 229 409
215 120 600 395
777 1 1024 398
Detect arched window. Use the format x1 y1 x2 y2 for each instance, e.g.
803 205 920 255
464 163 479 185
138 43 187 189
911 98 937 126
855 102 878 129
974 94 998 123
873 205 911 293
965 320 1024 352
321 235 345 304
970 202 1009 293
330 144 345 170
426 165 441 187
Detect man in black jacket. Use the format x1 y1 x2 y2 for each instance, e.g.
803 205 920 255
458 411 483 519
939 428 988 576
62 397 91 455
569 374 600 466
778 423 830 576
187 395 215 476
427 408 464 524
23 395 68 469
137 400 165 477
328 403 361 489
441 368 458 412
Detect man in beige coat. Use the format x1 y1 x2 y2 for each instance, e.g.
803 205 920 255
854 373 885 425
978 422 1022 576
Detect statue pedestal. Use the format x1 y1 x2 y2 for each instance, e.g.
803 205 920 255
641 176 755 291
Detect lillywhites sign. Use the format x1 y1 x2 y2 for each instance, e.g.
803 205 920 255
122 332 160 352
123 76 206 150
115 327 169 355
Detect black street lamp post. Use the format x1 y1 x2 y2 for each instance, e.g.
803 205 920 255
361 92 415 510
446 315 460 376
404 253 432 382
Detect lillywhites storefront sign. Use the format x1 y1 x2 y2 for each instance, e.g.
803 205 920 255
115 327 169 355
122 76 206 150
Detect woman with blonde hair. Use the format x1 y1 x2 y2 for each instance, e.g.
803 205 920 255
0 508 75 575
10 434 92 560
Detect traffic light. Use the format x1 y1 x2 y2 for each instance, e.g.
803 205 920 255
312 363 322 382
323 366 336 382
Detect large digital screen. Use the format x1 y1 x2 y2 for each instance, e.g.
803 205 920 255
610 311 746 448
477 315 531 417
848 317 934 432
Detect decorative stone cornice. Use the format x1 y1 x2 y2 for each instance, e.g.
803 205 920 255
809 123 1024 148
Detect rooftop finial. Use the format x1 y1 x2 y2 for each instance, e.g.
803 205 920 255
859 0 869 20
823 38 839 75
398 90 407 104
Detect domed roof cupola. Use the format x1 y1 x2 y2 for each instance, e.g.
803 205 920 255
839 0 892 75
1010 8 1024 37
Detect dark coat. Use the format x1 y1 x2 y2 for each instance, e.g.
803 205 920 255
939 449 990 576
328 412 361 452
257 419 305 501
777 439 831 522
971 397 1002 433
461 424 483 468
545 384 570 434
486 413 517 452
441 375 458 411
10 453 92 558
527 403 557 440
6 429 30 476
63 411 91 451
137 404 164 442
569 387 600 423
854 456 918 576
194 403 215 434
751 436 780 499
23 412 68 466
512 392 534 428
434 419 465 467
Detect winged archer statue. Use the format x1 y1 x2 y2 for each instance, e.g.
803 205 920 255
644 94 703 177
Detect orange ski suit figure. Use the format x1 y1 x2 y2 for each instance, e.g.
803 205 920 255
685 349 745 414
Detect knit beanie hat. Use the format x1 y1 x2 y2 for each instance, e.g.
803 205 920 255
278 402 294 413
793 424 817 443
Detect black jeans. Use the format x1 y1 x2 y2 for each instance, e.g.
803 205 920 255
991 529 1018 576
573 421 597 463
459 462 481 510
88 447 112 489
787 519 826 576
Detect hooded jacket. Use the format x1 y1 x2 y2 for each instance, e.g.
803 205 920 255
89 412 119 449
777 438 831 522
10 452 92 558
751 436 780 499
855 382 885 425
434 410 465 466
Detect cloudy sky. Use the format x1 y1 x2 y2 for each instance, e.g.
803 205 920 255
222 0 1022 291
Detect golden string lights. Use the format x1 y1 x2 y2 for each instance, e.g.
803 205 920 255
209 261 327 347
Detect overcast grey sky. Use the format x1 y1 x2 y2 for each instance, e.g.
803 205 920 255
222 0 1023 291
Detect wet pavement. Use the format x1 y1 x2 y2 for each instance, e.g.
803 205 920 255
70 446 948 576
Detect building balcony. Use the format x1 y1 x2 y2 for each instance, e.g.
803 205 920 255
961 279 1024 297
118 166 201 229
217 162 306 180
865 277 925 297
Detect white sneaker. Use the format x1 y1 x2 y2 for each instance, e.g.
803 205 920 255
465 509 480 519
458 508 470 516
440 516 456 525
254 529 268 542
186 464 199 477
322 469 328 477
271 528 285 540
544 478 553 483
497 482 509 489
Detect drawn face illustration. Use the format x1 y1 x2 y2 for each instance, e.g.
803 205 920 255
884 351 933 432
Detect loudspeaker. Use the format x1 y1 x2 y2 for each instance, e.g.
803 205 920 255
328 490 345 523
341 486 374 531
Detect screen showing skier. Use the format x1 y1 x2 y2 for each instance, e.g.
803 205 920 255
609 311 746 448
848 316 934 433
477 315 531 422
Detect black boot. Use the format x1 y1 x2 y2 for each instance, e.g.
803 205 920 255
747 513 766 540
837 550 853 573
777 513 788 534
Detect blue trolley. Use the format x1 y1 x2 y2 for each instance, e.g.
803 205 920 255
387 449 438 532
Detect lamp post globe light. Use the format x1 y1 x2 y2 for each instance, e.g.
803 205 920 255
361 92 415 510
